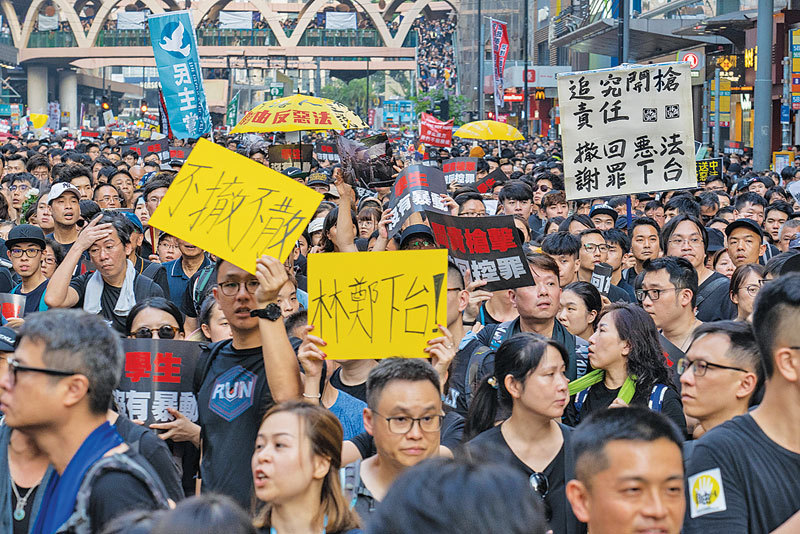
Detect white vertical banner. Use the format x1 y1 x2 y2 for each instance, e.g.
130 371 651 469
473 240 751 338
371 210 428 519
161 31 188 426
556 61 697 200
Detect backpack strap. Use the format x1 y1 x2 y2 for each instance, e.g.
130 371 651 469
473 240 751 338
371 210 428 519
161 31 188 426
56 453 169 534
192 265 216 314
465 344 492 400
192 340 228 395
141 262 162 282
340 460 362 510
695 276 728 308
10 283 20 294
574 387 591 415
489 320 515 350
648 384 668 412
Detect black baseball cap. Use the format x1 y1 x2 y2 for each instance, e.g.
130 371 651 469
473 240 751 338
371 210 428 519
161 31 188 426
398 224 436 250
282 167 309 180
724 218 764 239
705 227 725 253
590 204 618 222
0 326 15 352
5 224 46 250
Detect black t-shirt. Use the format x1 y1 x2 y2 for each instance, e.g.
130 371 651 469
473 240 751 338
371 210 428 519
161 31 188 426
114 415 185 503
330 367 367 403
684 414 800 533
464 424 584 534
564 380 686 433
195 341 273 509
695 271 736 322
69 272 164 333
87 452 163 532
12 280 48 315
444 339 479 418
608 282 634 303
11 482 37 534
476 302 502 326
0 266 12 294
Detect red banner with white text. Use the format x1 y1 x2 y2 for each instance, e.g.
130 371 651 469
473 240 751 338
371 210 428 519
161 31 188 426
419 112 454 148
490 19 510 106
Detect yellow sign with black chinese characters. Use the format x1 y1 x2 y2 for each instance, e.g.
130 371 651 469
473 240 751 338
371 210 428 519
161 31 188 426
307 250 448 359
148 138 323 274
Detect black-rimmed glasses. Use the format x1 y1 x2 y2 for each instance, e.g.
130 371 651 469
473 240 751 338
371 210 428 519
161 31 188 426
371 412 444 434
4 357 77 387
676 358 748 377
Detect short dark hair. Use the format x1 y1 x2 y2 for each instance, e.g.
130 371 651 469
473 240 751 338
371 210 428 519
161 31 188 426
642 256 699 307
627 217 660 239
540 190 566 209
578 228 604 242
366 358 440 409
125 297 185 337
734 191 767 211
60 164 93 186
729 264 766 302
698 191 720 210
142 178 172 202
150 494 255 534
557 214 594 233
17 310 123 414
522 248 561 281
8 172 39 189
766 201 793 219
96 212 132 246
25 154 50 172
498 181 533 203
541 231 580 258
664 195 700 218
689 320 764 406
371 457 548 534
752 274 800 378
602 228 630 254
572 407 683 484
660 214 708 256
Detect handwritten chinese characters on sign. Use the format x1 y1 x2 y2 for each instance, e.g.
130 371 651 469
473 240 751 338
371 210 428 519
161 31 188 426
148 138 323 274
425 212 534 291
308 250 448 359
114 339 202 427
557 62 697 200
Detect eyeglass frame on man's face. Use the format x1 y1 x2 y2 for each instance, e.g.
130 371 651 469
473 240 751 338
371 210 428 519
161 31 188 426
218 279 260 297
676 357 748 377
370 411 444 434
3 356 78 388
635 286 684 302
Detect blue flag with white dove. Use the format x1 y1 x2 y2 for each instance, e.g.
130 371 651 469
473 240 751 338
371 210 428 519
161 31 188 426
148 11 211 139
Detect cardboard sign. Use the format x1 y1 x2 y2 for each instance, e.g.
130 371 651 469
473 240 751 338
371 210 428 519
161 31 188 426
168 146 193 162
0 294 25 320
787 181 800 206
442 157 478 185
557 62 697 200
268 143 313 174
114 339 202 427
695 158 722 186
426 212 534 291
386 164 449 238
307 250 448 359
131 139 169 161
148 138 323 273
314 141 340 163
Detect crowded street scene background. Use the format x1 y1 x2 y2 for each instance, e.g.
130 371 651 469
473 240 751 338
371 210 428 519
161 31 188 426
2 0 800 533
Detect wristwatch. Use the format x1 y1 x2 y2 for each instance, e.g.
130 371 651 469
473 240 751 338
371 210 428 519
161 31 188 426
250 303 282 321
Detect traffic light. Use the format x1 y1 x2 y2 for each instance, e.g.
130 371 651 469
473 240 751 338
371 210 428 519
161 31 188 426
435 99 449 121
101 98 110 111
140 104 148 114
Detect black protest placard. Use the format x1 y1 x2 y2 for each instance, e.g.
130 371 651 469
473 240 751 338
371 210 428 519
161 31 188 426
470 167 505 194
114 339 203 427
131 139 169 161
268 143 314 173
442 157 478 185
695 158 722 186
387 164 449 238
168 145 193 162
426 212 534 291
314 141 340 163
0 293 25 320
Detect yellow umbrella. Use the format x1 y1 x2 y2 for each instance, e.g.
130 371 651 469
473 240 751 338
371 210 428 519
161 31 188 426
231 94 367 133
453 120 524 141
29 114 49 129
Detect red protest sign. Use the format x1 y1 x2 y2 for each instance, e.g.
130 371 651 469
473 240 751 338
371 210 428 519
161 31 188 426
419 113 454 148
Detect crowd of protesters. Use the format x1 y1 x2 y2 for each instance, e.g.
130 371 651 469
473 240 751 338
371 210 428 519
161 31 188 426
0 128 794 534
413 16 459 93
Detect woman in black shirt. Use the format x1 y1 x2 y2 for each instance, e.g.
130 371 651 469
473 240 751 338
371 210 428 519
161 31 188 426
564 303 685 433
464 333 584 534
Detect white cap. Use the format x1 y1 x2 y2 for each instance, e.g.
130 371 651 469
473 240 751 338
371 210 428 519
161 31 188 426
47 182 81 204
308 218 325 234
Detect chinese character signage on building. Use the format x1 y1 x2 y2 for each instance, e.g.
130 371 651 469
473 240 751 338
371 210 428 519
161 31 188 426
426 212 534 291
308 250 448 359
148 10 212 139
114 339 203 427
557 62 697 200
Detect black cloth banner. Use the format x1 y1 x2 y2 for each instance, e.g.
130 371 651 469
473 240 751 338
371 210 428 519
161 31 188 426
386 165 449 238
268 143 313 173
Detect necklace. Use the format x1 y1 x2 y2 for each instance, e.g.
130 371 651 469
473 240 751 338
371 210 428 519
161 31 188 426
10 476 38 521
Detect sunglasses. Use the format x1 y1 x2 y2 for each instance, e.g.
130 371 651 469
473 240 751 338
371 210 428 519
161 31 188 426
132 325 180 339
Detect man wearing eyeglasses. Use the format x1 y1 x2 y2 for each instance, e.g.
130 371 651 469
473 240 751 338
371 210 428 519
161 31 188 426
44 213 164 333
678 321 761 445
684 274 800 533
577 229 633 303
6 224 49 317
343 358 443 521
0 311 169 532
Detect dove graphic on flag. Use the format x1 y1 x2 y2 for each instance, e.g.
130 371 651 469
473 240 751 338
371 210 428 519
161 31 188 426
148 10 211 139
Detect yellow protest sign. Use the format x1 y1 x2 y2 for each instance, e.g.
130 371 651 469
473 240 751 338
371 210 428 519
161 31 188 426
307 250 448 359
148 138 323 274
29 114 49 129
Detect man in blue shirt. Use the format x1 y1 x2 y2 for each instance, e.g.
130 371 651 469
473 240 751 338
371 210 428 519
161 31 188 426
162 239 211 304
